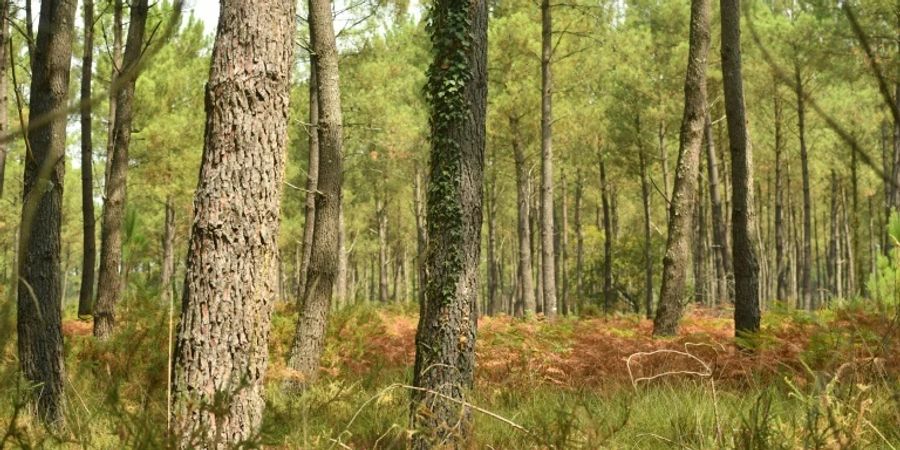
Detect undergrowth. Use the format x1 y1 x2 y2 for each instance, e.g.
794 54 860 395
0 299 897 448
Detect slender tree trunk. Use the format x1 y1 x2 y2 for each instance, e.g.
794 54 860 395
171 1 296 445
560 171 569 315
511 116 536 316
540 0 557 317
795 64 813 311
532 183 543 313
600 153 614 312
574 169 584 313
78 0 95 318
774 79 788 302
335 203 348 307
17 0 77 428
487 147 501 314
706 111 730 303
891 82 900 213
653 0 710 336
410 0 487 444
660 122 670 215
638 127 654 318
287 0 344 387
160 197 175 306
104 0 123 188
0 1 8 199
94 0 150 339
377 191 389 303
721 0 760 336
298 61 319 302
413 162 427 304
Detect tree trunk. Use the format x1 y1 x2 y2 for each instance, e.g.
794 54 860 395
413 162 427 304
574 169 584 313
160 197 175 306
660 122 670 218
335 203 348 307
602 153 616 313
170 0 295 445
774 78 788 302
94 0 149 339
377 191 389 303
891 81 900 213
298 61 319 302
560 171 569 315
287 0 344 388
653 0 710 336
540 0 557 318
638 127 654 318
104 0 123 188
721 0 761 336
796 64 813 311
706 111 730 303
410 0 487 444
487 147 501 315
512 115 536 316
17 0 77 427
0 0 9 199
78 0 95 318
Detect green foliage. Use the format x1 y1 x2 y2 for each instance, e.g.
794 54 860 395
866 213 900 307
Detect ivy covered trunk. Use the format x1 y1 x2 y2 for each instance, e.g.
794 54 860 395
410 0 487 446
18 0 77 427
94 0 149 339
287 0 344 387
653 0 711 336
170 0 295 445
721 0 760 336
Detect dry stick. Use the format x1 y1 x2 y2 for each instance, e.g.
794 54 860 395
331 383 533 450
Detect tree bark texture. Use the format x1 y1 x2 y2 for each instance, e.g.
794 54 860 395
796 65 813 310
540 0 557 317
170 0 295 445
78 0 96 318
297 60 319 302
512 115 536 316
410 0 487 445
94 0 149 339
287 0 344 388
17 0 78 427
653 0 710 336
721 0 760 336
0 0 9 198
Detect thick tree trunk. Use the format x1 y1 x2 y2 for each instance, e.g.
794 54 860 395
78 0 95 318
298 62 319 301
796 65 813 311
512 115 536 316
160 197 175 306
410 0 487 444
170 0 295 445
705 111 731 303
653 0 710 336
94 0 149 339
104 0 123 188
287 0 344 388
540 0 557 318
17 0 77 427
721 0 760 336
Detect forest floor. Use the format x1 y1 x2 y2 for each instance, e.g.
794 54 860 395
2 301 899 448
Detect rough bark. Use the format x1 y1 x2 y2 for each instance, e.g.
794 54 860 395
721 0 760 336
511 115 536 316
539 0 557 317
160 197 175 306
17 0 77 427
78 0 95 318
410 0 487 445
94 0 149 339
170 0 295 445
287 0 344 387
796 64 813 311
298 61 319 301
653 0 710 336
